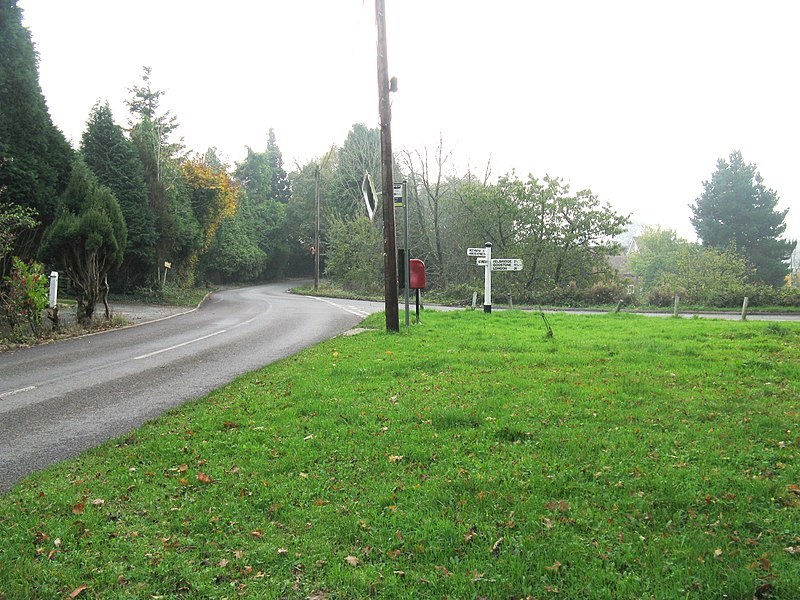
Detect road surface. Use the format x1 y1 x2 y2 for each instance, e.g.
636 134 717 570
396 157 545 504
0 283 382 493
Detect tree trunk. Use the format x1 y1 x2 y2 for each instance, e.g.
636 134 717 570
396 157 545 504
103 274 111 320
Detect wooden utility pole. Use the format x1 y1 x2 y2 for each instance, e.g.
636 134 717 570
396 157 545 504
375 0 400 332
314 164 320 289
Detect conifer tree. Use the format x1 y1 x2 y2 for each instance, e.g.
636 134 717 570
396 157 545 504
691 151 796 286
81 102 156 289
0 0 73 254
40 157 127 322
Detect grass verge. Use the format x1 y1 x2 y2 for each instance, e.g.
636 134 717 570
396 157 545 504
1 312 799 598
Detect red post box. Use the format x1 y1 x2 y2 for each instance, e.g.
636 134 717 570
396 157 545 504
409 259 426 289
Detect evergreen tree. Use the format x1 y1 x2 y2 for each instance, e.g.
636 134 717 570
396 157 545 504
0 0 73 253
81 102 157 289
40 157 127 322
266 128 290 203
127 67 200 285
690 150 796 286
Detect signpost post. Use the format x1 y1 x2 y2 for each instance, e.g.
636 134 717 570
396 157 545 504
466 244 522 313
394 181 410 327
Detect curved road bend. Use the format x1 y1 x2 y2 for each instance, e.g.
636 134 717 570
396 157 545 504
0 283 382 493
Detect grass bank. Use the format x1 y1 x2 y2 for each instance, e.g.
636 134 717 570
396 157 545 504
1 312 799 598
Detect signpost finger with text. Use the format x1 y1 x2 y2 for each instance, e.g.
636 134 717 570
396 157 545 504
467 244 523 313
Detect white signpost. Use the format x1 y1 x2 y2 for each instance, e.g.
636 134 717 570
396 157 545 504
490 258 523 272
467 244 523 313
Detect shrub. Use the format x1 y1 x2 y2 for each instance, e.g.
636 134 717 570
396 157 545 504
581 281 630 305
648 284 685 307
0 257 49 339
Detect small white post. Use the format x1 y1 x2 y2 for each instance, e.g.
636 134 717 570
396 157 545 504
673 294 680 317
483 242 492 313
48 271 59 307
471 291 477 310
741 296 749 321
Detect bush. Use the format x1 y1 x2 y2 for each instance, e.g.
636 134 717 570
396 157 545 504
0 257 49 339
775 286 800 307
581 281 631 305
648 284 685 307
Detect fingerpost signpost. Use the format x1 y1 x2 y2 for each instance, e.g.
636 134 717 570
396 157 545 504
467 243 523 313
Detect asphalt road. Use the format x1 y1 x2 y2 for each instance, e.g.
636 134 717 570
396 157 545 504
0 283 382 494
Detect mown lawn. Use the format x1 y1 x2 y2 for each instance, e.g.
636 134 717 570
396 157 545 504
1 311 799 599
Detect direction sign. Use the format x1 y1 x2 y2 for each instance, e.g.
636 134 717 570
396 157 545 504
476 257 488 266
467 247 487 257
393 182 404 206
491 258 523 271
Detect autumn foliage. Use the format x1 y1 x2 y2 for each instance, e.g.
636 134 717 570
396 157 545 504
180 157 239 251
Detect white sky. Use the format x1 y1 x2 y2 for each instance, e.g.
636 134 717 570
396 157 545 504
18 0 800 241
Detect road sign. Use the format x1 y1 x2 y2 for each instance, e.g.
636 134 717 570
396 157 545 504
467 247 487 257
491 258 523 271
393 182 404 206
476 257 488 266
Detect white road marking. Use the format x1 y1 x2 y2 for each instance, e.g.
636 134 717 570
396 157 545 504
133 329 228 360
0 385 37 398
310 296 371 318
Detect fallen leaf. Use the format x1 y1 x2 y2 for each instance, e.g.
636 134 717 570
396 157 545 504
388 455 404 463
251 530 263 539
386 549 402 559
344 555 360 567
91 499 105 507
464 526 478 543
394 570 406 576
754 582 773 599
491 537 504 556
542 517 555 529
71 502 85 515
197 471 213 484
785 546 799 555
304 434 314 441
714 548 723 558
435 565 453 577
69 585 88 598
178 464 188 473
546 561 562 572
219 559 229 567
277 548 288 556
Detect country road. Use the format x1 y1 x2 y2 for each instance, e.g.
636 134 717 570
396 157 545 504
0 283 382 494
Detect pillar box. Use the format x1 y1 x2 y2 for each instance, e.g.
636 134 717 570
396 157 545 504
409 259 426 289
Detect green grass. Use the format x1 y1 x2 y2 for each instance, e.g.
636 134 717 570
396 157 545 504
110 285 212 307
2 312 800 598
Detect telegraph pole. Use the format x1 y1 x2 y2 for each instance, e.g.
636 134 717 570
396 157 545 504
314 164 320 290
375 0 399 332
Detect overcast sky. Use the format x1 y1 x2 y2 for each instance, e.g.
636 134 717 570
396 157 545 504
18 0 799 241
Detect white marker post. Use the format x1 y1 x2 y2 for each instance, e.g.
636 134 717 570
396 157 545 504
466 244 492 312
467 244 523 314
483 242 493 313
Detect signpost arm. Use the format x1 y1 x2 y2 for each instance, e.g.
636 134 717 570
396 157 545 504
484 242 492 314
